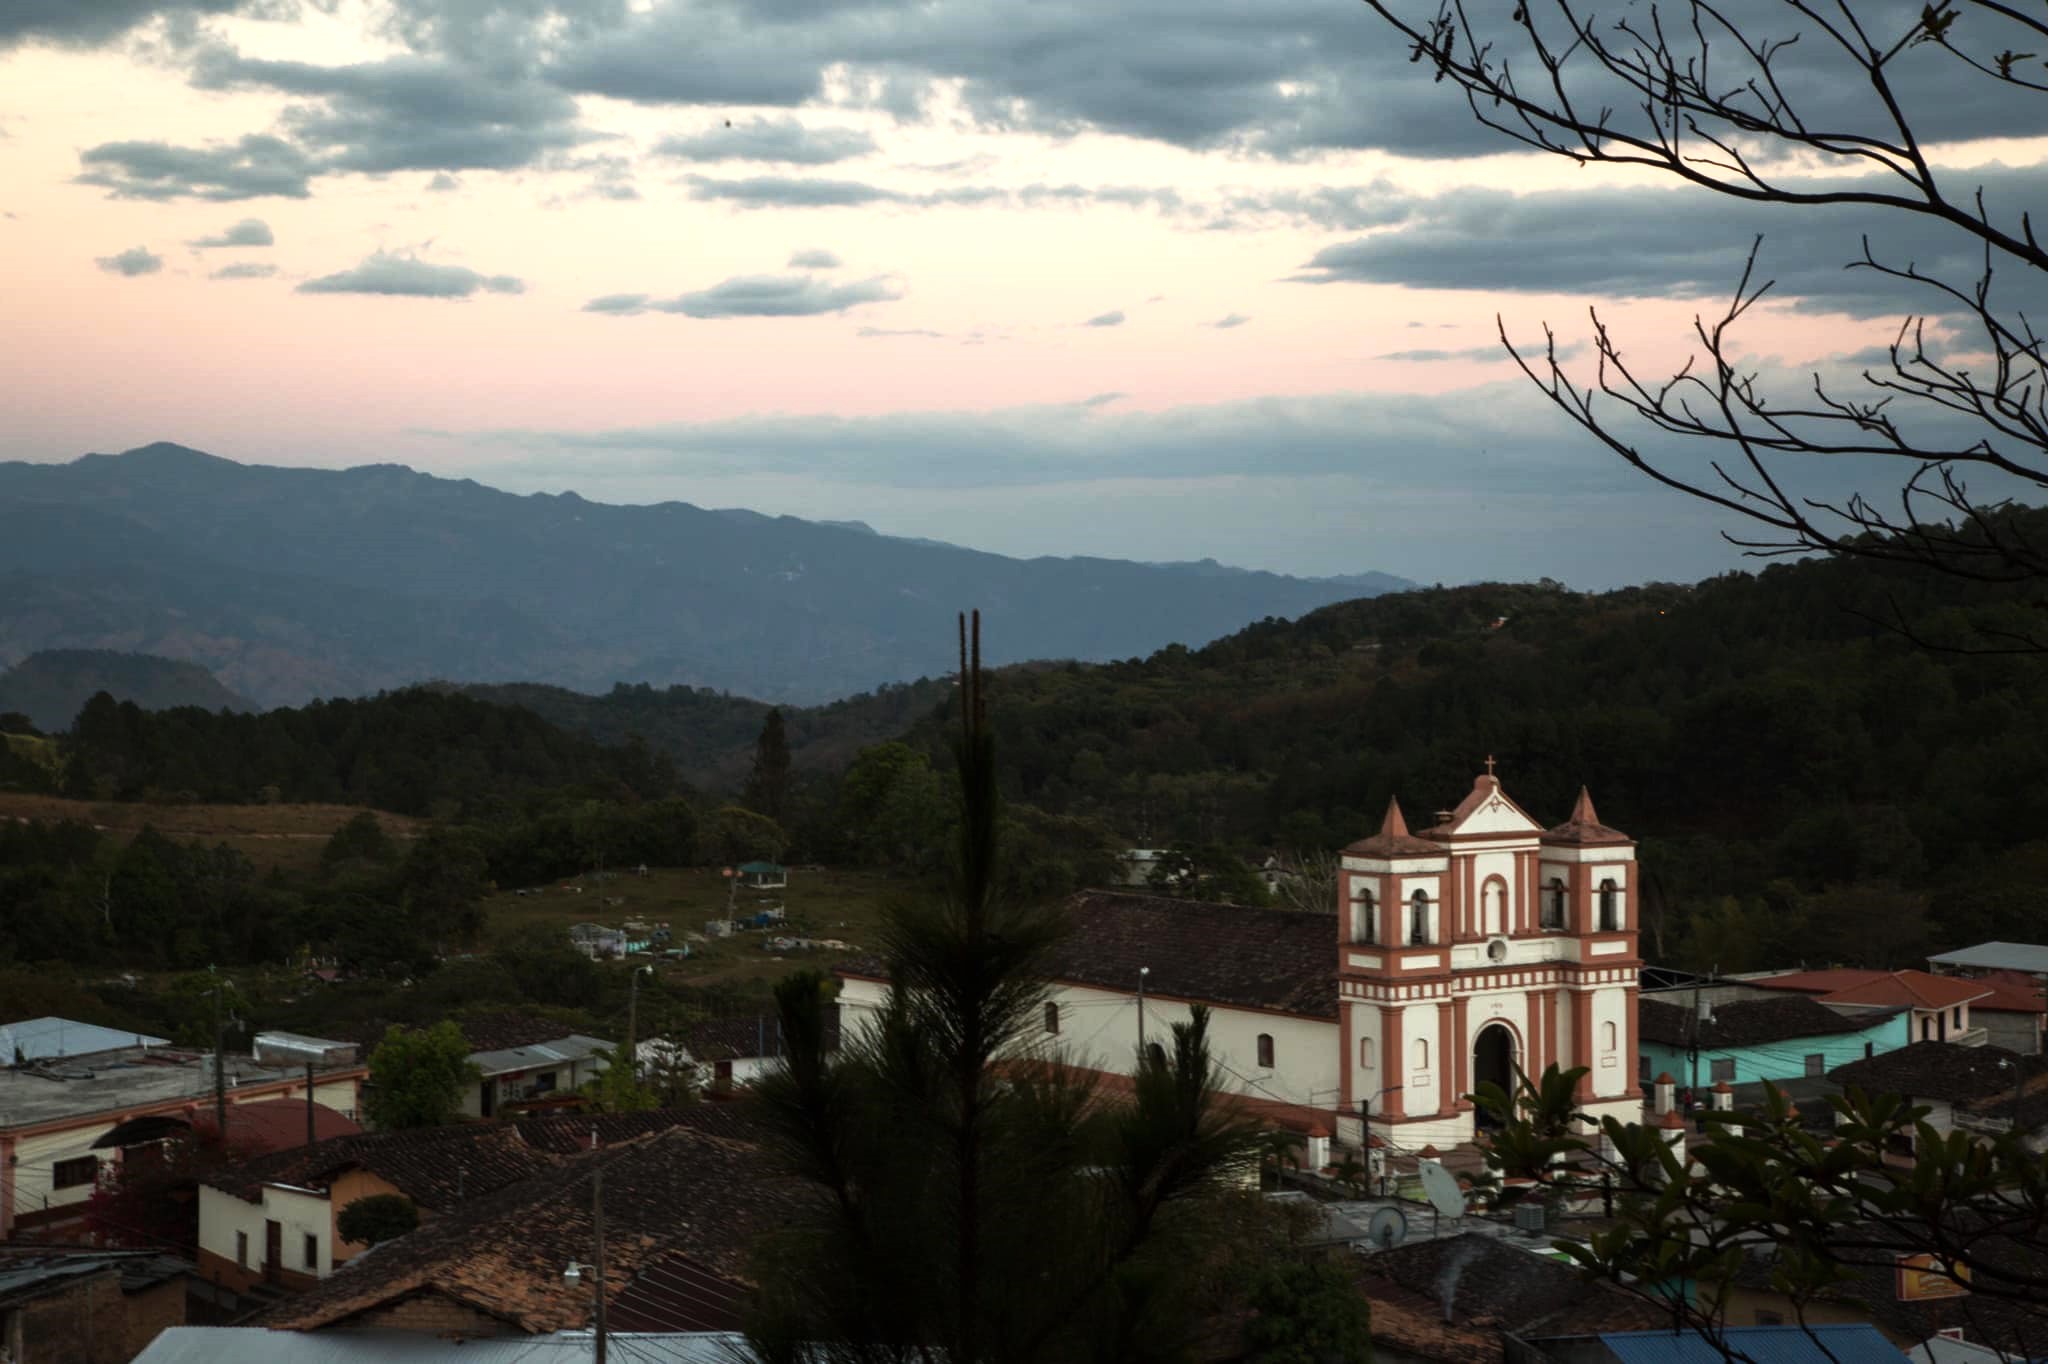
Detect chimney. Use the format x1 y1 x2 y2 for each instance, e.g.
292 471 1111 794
1653 1072 1677 1116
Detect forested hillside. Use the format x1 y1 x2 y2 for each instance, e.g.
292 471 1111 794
863 541 2048 973
0 649 250 733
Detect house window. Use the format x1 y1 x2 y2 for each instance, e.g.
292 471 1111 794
1044 1002 1060 1035
1413 1039 1430 1071
1598 879 1620 932
1352 888 1377 945
304 1234 319 1270
1710 1059 1735 1084
1953 1007 1963 1027
1804 1054 1825 1078
1865 1042 1875 1059
52 1155 98 1189
1543 878 1566 929
1360 1037 1374 1069
236 1232 249 1269
1408 890 1431 945
1601 1022 1617 1052
1257 1033 1275 1069
1921 1017 1933 1041
1639 1054 1652 1084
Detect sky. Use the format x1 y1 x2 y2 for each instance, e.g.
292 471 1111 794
0 0 2036 588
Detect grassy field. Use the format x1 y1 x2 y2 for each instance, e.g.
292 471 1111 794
0 791 426 874
480 864 914 997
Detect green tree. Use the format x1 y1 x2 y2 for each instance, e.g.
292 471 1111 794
1241 1253 1373 1364
697 803 789 866
744 708 793 823
364 1021 479 1130
321 811 395 877
1472 1065 2048 1349
337 1193 419 1247
744 615 1266 1364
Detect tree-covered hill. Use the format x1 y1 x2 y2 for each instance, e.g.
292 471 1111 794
52 687 675 815
457 676 955 791
0 649 251 734
871 538 2048 972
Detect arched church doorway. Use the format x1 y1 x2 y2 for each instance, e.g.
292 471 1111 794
1472 1024 1517 1127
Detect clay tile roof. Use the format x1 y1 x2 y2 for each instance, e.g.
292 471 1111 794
1354 1234 1665 1347
1049 890 1336 1019
456 1012 592 1053
1958 970 2048 1014
1745 968 1888 995
189 1101 361 1155
207 1121 560 1210
256 1123 805 1335
1819 971 1993 1011
1638 996 1900 1049
513 1105 750 1154
1829 1041 2048 1103
1343 797 1442 859
678 1008 839 1063
1542 786 1634 846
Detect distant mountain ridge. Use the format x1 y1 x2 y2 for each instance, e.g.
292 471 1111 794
0 649 251 733
0 443 1414 707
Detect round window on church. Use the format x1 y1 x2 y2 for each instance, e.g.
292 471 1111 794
1486 937 1508 962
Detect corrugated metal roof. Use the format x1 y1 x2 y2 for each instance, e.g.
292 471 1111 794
469 1034 612 1077
1602 1325 1909 1364
134 1328 745 1362
1 1016 170 1061
1929 942 2048 975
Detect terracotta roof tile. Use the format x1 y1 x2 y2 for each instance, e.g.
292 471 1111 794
189 1101 361 1155
1344 797 1443 859
1638 996 1900 1049
1751 969 1991 1010
1048 891 1336 1019
1828 1041 2048 1102
1935 969 2046 1014
207 1122 558 1209
1542 786 1634 847
255 1122 804 1335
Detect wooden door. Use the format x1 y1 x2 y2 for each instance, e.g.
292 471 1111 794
265 1220 282 1283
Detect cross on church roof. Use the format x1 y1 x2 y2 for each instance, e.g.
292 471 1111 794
1484 754 1497 776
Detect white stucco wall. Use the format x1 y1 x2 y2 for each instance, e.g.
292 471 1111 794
1590 986 1632 1099
198 1182 332 1277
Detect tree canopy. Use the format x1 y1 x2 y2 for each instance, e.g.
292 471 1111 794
364 1021 479 1130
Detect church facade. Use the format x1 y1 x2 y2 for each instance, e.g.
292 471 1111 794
836 767 1641 1159
1336 769 1641 1152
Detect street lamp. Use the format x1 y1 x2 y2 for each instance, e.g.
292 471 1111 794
1136 967 1152 1059
562 1171 609 1361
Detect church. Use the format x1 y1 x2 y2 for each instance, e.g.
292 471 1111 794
836 766 1641 1159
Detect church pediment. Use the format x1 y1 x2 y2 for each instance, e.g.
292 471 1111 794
1425 772 1543 839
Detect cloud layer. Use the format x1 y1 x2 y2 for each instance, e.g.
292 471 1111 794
584 273 904 317
299 251 525 298
95 245 163 276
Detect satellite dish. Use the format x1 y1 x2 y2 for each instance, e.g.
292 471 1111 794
1367 1206 1408 1249
1418 1160 1469 1219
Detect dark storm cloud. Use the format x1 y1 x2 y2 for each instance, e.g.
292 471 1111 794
75 134 317 200
209 261 278 279
0 0 247 50
584 273 903 317
96 246 164 276
655 115 877 165
298 250 524 297
1293 167 2048 318
189 45 589 174
188 217 273 248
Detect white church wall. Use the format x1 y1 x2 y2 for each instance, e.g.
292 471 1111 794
1590 986 1633 1098
1399 1002 1441 1115
1472 850 1520 935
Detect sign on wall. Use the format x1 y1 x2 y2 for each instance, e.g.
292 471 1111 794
1895 1253 1970 1301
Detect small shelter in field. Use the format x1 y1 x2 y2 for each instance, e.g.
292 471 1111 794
736 861 788 890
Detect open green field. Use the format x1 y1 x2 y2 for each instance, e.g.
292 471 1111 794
480 865 914 998
0 790 426 875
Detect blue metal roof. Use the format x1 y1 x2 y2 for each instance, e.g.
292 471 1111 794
1603 1326 1911 1364
2 1016 169 1062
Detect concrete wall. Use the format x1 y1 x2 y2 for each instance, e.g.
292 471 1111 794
197 1182 331 1288
1979 1009 2044 1055
456 1057 605 1119
3 1269 128 1364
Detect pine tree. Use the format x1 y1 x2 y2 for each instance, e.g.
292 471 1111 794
744 614 1266 1364
744 707 792 822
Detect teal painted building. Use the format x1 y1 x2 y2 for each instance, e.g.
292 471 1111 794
1638 994 1909 1094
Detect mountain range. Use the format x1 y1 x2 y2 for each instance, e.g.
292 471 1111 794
0 443 1411 708
0 649 251 733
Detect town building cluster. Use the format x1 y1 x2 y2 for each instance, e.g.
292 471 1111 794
5 768 2043 1362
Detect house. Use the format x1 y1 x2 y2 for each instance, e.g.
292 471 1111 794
192 1110 726 1313
246 1120 801 1340
0 1248 191 1364
1926 942 2048 1054
1351 1232 1665 1363
1637 994 1907 1093
1748 970 1994 1047
1114 849 1175 886
1827 1042 2048 1149
452 1014 616 1118
0 1039 366 1240
840 766 1647 1161
644 1010 840 1093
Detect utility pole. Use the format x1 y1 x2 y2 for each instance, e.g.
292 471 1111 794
624 966 651 1084
211 970 228 1140
305 1060 317 1146
1136 967 1150 1061
592 1170 608 1364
